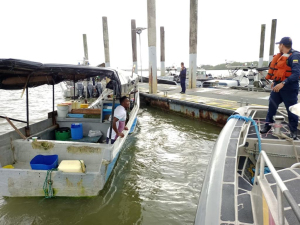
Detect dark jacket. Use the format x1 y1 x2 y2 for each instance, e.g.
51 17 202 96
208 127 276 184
179 67 187 79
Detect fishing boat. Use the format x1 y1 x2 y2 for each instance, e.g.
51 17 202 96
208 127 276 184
0 59 139 197
195 105 300 224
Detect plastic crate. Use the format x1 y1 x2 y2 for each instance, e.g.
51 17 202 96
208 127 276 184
67 114 84 118
30 155 58 170
102 103 120 121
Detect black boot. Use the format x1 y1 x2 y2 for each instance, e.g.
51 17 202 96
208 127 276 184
260 124 271 134
290 130 298 140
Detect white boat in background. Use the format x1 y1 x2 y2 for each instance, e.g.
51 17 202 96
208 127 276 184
226 63 271 89
202 79 239 88
196 67 207 80
0 59 139 197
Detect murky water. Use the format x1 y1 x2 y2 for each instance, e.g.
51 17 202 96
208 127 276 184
0 85 221 225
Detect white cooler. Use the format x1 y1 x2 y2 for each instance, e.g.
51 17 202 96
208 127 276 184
58 160 85 173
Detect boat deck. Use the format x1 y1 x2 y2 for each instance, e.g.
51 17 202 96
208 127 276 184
247 120 300 140
266 168 300 225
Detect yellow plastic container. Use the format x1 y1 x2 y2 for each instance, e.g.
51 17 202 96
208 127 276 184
2 165 14 169
75 101 81 109
80 104 89 109
58 160 85 173
71 101 76 110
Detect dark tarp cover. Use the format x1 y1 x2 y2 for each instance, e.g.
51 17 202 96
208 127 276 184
0 58 122 96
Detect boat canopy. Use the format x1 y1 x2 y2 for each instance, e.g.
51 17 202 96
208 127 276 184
0 58 122 96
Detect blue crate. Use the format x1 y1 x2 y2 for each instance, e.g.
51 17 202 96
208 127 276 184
67 114 84 118
103 103 120 107
102 103 120 119
30 155 58 170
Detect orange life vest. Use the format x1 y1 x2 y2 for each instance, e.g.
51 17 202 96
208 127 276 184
265 53 292 81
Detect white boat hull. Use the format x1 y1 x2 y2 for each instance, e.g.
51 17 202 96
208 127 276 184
0 92 140 197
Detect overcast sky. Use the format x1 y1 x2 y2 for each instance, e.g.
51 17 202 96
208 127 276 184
1 0 300 69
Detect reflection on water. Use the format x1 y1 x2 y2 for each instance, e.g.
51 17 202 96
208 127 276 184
0 86 221 224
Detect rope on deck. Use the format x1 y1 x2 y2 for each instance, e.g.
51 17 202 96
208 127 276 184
227 114 262 153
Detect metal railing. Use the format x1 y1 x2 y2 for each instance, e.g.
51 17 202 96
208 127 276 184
254 151 300 224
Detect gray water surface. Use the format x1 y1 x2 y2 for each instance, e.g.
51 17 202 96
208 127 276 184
0 85 221 225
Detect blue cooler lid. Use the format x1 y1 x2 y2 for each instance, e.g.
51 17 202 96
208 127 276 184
71 123 82 128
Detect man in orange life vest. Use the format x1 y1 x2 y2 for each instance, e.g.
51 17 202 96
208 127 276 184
260 37 300 139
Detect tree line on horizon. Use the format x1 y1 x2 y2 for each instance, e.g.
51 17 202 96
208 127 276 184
201 61 269 70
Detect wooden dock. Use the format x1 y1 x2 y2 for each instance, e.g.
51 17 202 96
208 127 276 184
139 83 274 126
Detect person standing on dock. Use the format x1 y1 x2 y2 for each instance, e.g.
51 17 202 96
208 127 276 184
261 37 300 140
106 96 130 144
180 62 186 94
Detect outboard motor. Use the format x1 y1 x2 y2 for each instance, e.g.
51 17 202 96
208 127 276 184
87 82 93 98
247 71 255 86
77 82 84 98
96 82 102 97
92 86 98 98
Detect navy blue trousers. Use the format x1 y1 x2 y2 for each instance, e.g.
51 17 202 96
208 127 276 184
180 78 186 93
265 89 299 132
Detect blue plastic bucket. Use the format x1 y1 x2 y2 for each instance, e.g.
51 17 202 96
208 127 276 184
30 155 58 170
71 123 83 139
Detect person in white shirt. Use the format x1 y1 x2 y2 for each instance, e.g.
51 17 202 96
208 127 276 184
106 96 130 144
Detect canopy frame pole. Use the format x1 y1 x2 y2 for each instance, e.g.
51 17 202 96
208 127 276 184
52 81 55 112
25 86 30 136
0 116 27 123
5 117 26 140
73 74 76 100
108 81 116 144
51 77 57 125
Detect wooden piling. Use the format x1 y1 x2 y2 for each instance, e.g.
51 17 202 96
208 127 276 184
131 20 138 74
102 17 110 67
82 34 89 65
189 0 198 89
269 19 277 63
147 0 157 94
160 26 165 76
258 24 266 68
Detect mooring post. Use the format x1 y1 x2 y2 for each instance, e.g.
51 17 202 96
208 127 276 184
189 0 198 89
160 26 165 76
258 24 266 68
269 19 277 63
131 20 138 74
147 0 157 94
82 34 89 66
102 17 110 67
